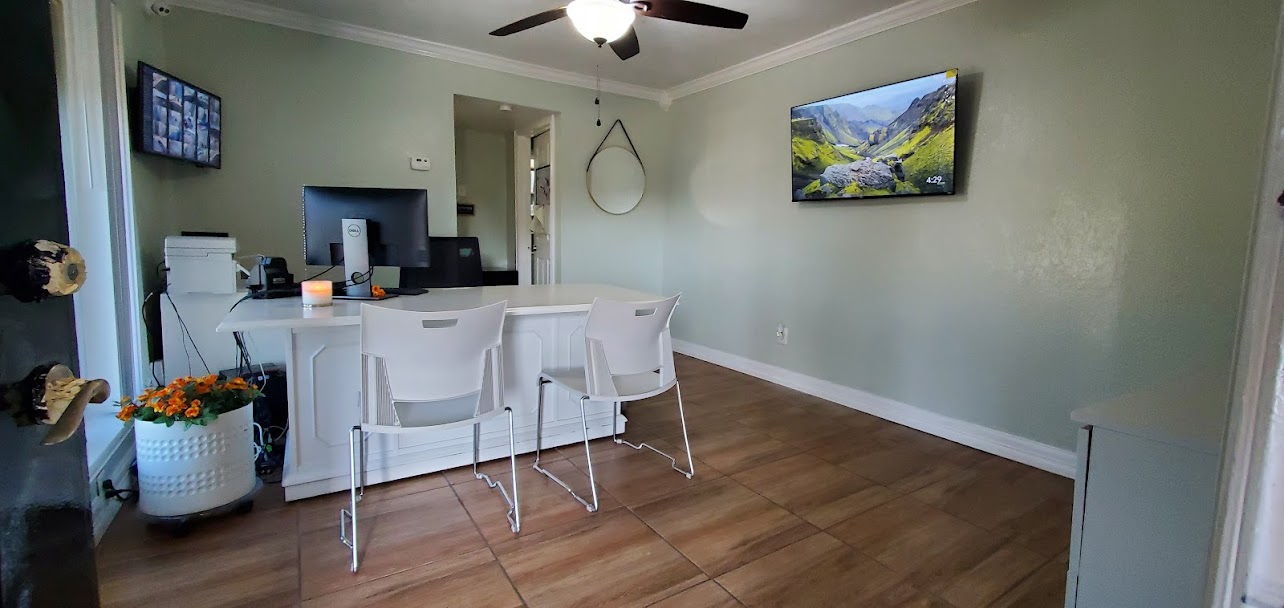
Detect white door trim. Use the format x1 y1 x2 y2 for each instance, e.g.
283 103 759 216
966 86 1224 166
105 0 148 397
544 116 558 284
51 0 146 543
1209 6 1284 605
51 0 143 403
514 133 532 285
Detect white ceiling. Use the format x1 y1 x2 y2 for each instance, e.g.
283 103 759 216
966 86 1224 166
454 95 554 134
226 0 909 90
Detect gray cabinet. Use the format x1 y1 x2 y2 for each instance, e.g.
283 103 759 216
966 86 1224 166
1065 374 1225 608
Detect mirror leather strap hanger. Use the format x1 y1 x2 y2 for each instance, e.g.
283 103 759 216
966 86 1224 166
588 119 644 172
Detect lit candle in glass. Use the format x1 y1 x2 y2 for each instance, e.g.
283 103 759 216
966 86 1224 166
300 280 332 308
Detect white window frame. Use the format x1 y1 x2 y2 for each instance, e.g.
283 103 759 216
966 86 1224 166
1210 6 1284 605
52 0 146 403
51 0 148 542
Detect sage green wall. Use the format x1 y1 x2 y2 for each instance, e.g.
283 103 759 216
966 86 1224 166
662 0 1278 449
455 127 517 270
123 0 1277 451
119 3 178 291
129 8 670 292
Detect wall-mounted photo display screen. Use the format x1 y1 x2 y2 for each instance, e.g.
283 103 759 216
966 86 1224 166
136 62 222 168
791 69 956 201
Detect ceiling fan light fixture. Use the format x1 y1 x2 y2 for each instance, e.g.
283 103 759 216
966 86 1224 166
566 0 635 45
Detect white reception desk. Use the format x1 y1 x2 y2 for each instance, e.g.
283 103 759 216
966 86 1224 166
218 284 660 501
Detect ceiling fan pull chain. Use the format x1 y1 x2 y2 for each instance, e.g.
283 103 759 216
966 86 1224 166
595 64 602 126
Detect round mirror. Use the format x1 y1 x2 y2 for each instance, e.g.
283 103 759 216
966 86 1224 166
587 146 645 215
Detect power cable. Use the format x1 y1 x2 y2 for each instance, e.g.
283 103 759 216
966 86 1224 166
164 290 210 376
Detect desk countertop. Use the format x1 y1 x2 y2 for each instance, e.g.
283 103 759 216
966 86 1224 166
217 283 663 333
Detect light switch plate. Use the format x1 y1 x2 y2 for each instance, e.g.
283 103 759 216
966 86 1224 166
410 156 431 171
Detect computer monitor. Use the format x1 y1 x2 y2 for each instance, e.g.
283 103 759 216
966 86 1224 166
400 237 483 288
302 186 430 294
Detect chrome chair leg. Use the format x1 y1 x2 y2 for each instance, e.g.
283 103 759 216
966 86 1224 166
534 394 600 512
612 400 620 440
472 422 482 475
612 383 695 479
340 425 361 572
350 393 367 500
357 429 368 499
534 378 548 466
675 381 696 477
578 396 600 510
506 408 521 532
472 416 521 533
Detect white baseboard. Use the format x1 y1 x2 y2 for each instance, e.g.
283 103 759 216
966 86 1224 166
672 339 1076 478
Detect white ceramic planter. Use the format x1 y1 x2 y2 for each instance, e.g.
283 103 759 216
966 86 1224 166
134 403 256 517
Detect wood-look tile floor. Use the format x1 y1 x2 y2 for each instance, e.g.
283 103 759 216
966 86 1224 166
97 355 1072 608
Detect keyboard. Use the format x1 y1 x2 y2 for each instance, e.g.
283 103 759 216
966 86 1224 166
384 287 429 296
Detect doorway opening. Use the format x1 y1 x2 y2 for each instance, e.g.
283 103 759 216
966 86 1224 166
452 95 556 285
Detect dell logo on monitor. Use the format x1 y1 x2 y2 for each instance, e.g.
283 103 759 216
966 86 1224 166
346 224 362 237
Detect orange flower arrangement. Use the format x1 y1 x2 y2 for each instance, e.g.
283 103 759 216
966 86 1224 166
115 404 138 421
194 375 216 394
371 284 386 298
116 373 261 428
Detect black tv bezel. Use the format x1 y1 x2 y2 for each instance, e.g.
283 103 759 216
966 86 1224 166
134 61 222 169
790 69 958 203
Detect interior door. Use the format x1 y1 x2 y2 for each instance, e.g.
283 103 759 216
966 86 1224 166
530 130 552 285
0 1 100 605
532 207 552 284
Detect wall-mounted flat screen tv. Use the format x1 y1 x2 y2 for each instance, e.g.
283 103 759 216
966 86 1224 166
135 62 221 168
791 69 956 202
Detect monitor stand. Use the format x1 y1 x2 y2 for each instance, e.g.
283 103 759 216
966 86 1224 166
340 218 372 298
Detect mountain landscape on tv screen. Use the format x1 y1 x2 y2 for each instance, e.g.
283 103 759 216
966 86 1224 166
792 70 956 200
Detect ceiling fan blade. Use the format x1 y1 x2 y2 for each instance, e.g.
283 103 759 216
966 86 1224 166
609 26 640 60
634 0 748 29
490 7 568 36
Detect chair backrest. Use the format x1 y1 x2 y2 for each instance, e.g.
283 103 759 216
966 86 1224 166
582 294 680 397
360 301 506 425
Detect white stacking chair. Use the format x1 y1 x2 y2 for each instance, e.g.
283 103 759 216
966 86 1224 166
341 301 518 573
533 294 692 512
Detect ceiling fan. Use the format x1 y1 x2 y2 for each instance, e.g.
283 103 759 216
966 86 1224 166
489 0 749 61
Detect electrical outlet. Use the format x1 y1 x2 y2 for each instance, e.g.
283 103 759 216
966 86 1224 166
776 323 789 345
410 156 431 171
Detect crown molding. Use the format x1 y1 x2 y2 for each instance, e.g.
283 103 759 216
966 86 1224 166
163 0 666 101
664 0 980 100
160 0 977 106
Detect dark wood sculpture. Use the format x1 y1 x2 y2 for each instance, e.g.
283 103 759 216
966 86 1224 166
0 239 87 302
2 364 110 445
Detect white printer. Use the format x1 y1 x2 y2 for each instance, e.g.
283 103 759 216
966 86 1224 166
164 235 238 294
